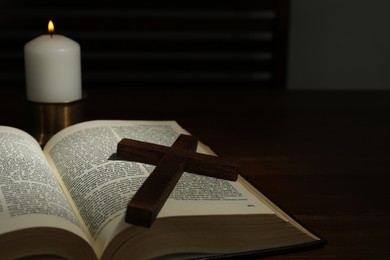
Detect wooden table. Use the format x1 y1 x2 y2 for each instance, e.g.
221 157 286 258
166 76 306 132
2 87 390 259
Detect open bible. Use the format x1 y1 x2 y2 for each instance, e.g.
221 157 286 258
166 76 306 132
0 120 325 259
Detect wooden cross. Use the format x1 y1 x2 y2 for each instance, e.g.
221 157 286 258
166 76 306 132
116 134 239 227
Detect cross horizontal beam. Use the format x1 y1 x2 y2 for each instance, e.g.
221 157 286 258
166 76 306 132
117 137 239 181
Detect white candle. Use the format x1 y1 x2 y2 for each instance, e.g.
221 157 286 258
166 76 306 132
24 20 82 103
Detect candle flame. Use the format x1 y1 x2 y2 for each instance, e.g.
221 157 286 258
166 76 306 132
48 20 54 34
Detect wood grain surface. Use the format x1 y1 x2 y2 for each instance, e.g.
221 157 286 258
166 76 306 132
3 87 390 258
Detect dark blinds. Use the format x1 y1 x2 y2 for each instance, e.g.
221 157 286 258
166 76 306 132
0 1 289 89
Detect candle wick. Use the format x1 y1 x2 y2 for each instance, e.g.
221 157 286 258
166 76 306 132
50 33 53 38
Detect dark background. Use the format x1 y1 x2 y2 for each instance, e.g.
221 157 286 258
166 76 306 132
0 0 288 91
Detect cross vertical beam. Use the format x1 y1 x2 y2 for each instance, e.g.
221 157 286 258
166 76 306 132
124 135 198 227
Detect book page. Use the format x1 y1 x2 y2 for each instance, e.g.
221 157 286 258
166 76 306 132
0 126 89 242
43 120 276 257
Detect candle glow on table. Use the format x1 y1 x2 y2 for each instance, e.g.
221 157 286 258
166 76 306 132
24 20 82 103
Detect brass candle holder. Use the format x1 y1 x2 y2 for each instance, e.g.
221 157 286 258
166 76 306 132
26 93 86 147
